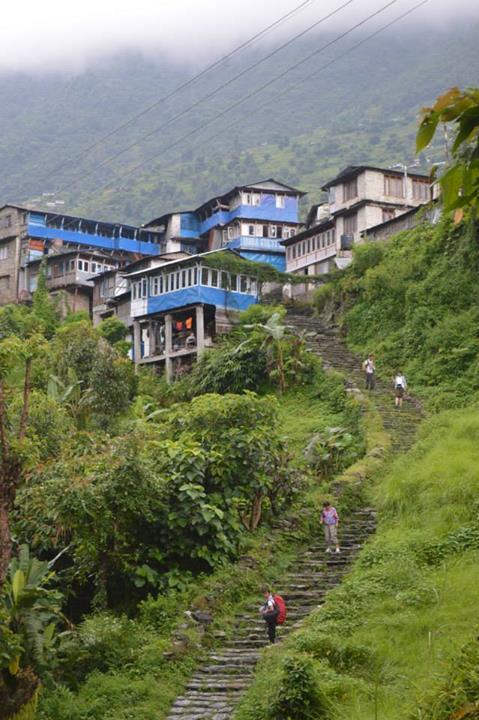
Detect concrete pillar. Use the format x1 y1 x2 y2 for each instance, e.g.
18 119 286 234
164 313 173 383
133 320 141 366
195 305 205 355
148 321 156 357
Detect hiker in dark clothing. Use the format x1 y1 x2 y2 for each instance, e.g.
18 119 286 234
259 588 279 644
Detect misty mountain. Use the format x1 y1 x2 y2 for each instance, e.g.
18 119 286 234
0 20 478 223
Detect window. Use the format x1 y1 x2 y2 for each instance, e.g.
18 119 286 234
201 268 209 285
230 274 238 291
182 269 188 287
141 278 148 298
343 214 358 236
248 225 255 236
328 187 336 204
244 193 252 205
276 195 286 209
256 225 264 237
0 275 10 290
306 239 311 254
0 245 8 261
227 226 235 239
252 193 261 206
384 174 404 198
210 270 218 287
412 179 430 201
220 272 228 290
151 277 159 295
382 208 396 223
269 225 277 238
343 178 358 202
240 276 248 293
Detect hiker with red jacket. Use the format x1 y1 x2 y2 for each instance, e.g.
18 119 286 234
259 588 286 644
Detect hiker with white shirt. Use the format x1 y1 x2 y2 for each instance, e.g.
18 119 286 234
393 371 408 408
320 501 340 554
362 354 376 391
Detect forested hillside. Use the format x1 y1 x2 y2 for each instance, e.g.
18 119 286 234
1 21 478 222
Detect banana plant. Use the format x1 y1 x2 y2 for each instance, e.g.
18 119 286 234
2 545 62 674
239 312 293 392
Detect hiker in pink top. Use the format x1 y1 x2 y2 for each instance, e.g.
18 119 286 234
320 501 340 554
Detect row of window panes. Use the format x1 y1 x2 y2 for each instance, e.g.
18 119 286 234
223 223 296 242
288 229 336 259
0 245 8 260
132 266 257 300
51 258 116 276
240 192 287 209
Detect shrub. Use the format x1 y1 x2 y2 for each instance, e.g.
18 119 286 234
268 654 331 720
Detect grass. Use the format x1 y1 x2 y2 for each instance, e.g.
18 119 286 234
277 387 346 462
234 407 479 720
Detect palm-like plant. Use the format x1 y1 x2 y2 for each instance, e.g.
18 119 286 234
3 545 62 673
241 312 292 392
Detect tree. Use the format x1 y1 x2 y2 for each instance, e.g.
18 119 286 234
0 335 46 590
417 87 479 219
31 261 59 338
243 312 291 392
98 316 127 345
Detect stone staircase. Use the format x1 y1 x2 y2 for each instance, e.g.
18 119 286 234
287 311 424 454
165 314 423 720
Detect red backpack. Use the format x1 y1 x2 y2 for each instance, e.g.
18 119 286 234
274 594 287 625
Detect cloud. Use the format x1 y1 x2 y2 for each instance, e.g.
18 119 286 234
0 0 477 74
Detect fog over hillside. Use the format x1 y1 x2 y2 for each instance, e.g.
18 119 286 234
0 11 478 222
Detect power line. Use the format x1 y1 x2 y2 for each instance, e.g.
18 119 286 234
138 0 430 220
192 0 431 171
36 0 319 185
52 0 355 195
88 0 400 200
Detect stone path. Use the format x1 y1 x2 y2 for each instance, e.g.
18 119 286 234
166 313 424 720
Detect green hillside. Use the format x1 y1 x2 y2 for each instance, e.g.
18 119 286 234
1 22 478 222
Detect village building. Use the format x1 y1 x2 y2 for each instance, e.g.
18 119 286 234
282 165 431 298
27 250 120 315
322 165 430 252
143 179 305 271
126 250 259 381
91 252 190 331
0 204 164 306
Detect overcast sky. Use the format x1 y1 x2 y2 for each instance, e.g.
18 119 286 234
0 0 477 74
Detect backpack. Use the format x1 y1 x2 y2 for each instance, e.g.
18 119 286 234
274 594 287 625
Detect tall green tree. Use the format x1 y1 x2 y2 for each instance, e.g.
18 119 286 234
0 335 46 589
31 262 59 338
